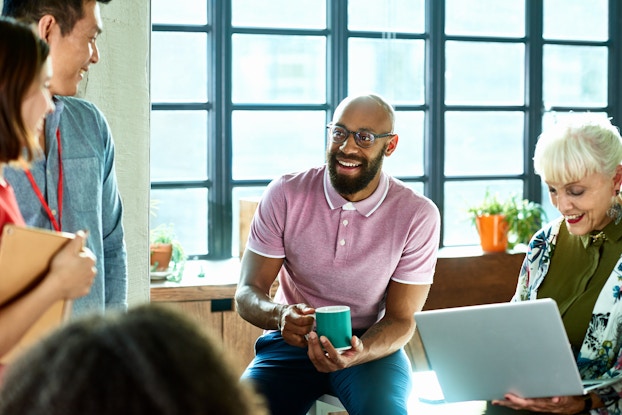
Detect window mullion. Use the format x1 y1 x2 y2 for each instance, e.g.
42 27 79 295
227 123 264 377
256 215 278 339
208 0 233 259
524 0 543 203
327 0 348 122
426 0 446 244
609 0 622 125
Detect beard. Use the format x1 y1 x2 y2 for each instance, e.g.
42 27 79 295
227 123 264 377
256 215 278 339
327 143 387 197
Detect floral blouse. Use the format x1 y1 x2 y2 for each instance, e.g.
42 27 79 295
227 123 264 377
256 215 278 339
514 217 622 414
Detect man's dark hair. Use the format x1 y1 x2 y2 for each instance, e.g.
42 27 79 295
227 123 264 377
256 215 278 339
2 0 111 35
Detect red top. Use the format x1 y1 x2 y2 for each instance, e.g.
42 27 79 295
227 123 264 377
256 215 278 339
0 179 25 379
0 179 26 232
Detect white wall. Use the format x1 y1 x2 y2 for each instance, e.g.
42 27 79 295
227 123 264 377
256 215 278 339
1 0 152 306
80 1 151 307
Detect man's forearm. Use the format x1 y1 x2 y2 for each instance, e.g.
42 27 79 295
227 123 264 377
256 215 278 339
358 316 415 363
235 284 285 330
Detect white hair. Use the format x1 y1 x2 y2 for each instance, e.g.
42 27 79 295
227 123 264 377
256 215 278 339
534 113 622 183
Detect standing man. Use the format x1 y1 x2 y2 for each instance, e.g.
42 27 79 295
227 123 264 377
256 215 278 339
2 0 127 315
235 93 441 415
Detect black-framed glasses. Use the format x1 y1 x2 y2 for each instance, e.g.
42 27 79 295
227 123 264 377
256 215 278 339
326 123 395 149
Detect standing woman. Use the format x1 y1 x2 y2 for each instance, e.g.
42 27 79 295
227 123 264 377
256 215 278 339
492 114 622 414
0 17 96 370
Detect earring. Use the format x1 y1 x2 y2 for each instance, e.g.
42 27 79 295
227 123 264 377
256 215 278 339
607 200 622 225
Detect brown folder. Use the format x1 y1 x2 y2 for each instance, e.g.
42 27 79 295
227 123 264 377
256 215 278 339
0 224 75 363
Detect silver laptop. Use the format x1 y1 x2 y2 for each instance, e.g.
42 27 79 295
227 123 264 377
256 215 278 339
414 298 621 403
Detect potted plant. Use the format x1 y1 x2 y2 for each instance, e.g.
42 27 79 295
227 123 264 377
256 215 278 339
467 191 546 253
504 194 547 249
467 191 510 253
149 223 186 277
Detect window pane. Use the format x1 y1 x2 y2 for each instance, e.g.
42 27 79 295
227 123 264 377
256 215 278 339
543 0 608 41
540 181 560 224
348 38 425 105
445 112 524 176
232 35 326 103
404 181 424 194
383 111 424 177
541 111 610 133
152 0 207 25
151 32 207 103
446 41 524 105
348 0 424 33
232 187 267 257
445 0 525 37
443 180 524 246
232 111 326 180
150 188 208 256
543 45 608 108
150 111 208 181
232 0 326 29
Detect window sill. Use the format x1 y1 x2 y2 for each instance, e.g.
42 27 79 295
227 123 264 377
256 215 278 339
149 245 526 294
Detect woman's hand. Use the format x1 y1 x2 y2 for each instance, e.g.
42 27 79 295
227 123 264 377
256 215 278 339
44 230 97 300
492 393 587 414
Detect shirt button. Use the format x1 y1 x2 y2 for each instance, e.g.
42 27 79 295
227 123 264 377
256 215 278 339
51 209 57 215
339 239 346 246
342 220 349 226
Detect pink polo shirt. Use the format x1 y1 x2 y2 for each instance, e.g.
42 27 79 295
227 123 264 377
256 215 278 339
247 166 440 329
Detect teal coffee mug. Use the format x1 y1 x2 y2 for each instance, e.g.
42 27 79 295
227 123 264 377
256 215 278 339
315 305 352 351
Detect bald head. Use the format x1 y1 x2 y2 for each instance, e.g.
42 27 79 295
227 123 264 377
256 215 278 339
333 94 395 133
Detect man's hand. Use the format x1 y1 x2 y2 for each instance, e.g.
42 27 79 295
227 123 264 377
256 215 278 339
306 331 364 372
279 303 316 347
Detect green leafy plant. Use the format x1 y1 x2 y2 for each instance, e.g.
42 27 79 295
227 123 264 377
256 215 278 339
466 190 508 218
467 190 547 249
150 223 186 281
504 194 547 248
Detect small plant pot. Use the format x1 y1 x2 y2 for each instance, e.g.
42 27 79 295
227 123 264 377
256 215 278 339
475 214 508 253
150 243 172 271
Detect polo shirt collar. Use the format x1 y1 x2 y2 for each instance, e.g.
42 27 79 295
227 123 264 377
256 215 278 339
323 166 389 217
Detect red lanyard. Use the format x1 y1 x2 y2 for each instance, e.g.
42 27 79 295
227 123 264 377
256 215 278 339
24 128 63 232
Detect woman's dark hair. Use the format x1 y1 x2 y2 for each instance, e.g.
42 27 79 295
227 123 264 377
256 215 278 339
0 17 48 164
2 0 112 36
0 304 268 415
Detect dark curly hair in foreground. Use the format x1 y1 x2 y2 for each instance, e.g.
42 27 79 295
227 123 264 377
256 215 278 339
0 304 268 415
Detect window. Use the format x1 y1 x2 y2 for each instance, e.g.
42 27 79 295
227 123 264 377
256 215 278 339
151 0 622 260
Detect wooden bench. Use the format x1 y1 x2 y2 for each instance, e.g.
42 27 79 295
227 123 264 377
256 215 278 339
406 250 525 370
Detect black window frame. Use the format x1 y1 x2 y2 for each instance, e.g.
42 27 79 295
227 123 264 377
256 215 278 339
151 0 622 260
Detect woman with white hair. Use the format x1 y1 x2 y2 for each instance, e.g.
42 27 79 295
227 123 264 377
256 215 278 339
493 114 622 414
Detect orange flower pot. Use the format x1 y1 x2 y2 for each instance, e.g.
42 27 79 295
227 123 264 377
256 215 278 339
150 243 172 271
475 214 509 253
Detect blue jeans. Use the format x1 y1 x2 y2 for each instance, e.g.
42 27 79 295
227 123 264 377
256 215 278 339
241 330 412 415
